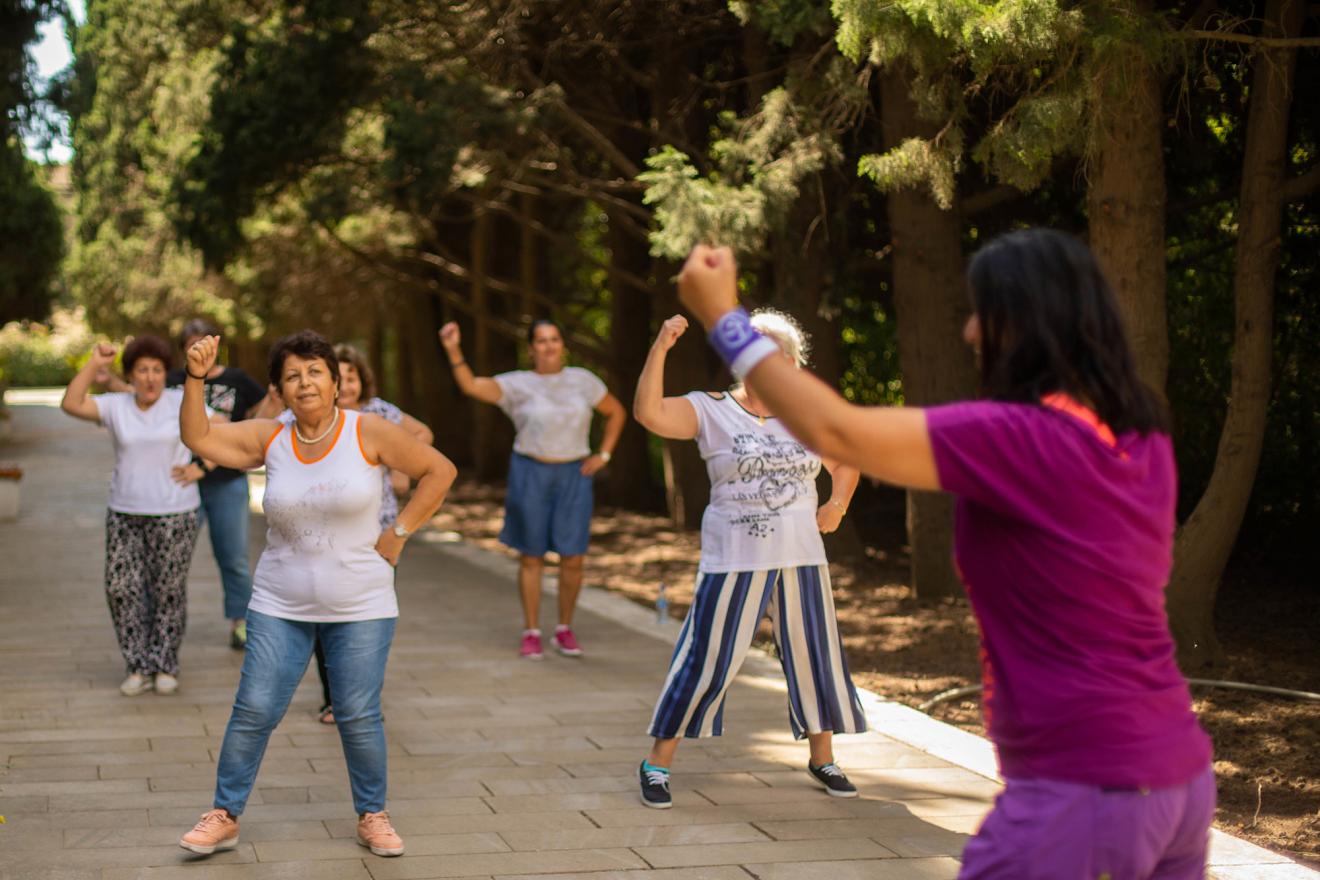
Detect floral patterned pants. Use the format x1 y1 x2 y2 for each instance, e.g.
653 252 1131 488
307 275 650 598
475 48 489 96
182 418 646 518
104 510 199 676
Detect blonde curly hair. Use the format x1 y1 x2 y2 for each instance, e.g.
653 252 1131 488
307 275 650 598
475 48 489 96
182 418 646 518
750 308 810 367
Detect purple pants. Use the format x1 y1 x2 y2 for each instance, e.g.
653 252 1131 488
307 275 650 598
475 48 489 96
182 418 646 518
959 766 1216 880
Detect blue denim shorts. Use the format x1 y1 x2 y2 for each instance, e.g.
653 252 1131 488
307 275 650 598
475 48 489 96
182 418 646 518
499 453 594 557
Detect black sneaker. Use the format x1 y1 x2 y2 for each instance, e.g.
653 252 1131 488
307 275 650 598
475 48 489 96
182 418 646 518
808 762 858 798
638 761 672 809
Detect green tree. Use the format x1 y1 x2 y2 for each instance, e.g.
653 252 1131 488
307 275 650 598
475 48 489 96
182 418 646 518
0 0 67 325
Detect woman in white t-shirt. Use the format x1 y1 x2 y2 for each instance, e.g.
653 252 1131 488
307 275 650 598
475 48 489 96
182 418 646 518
631 310 867 810
440 319 627 660
61 336 204 698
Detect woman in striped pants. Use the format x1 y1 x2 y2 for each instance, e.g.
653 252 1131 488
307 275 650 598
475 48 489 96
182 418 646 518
632 311 867 809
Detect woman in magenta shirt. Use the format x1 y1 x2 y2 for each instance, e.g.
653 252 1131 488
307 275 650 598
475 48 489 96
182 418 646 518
676 228 1214 880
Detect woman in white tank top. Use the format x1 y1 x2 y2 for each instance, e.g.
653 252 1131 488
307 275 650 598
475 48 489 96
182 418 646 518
174 330 457 859
630 310 867 810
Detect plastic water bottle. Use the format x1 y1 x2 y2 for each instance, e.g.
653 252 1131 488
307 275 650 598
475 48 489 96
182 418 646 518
656 582 668 624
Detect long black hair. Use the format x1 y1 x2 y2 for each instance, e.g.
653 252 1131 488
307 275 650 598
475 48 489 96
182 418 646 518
966 228 1169 435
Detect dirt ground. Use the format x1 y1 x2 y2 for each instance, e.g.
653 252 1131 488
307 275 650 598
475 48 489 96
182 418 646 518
429 479 1320 867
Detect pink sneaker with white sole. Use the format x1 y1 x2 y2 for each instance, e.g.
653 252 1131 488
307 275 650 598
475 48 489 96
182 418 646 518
553 626 583 657
520 630 543 660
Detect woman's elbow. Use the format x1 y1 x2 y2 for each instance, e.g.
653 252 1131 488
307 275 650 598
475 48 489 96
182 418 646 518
432 455 458 489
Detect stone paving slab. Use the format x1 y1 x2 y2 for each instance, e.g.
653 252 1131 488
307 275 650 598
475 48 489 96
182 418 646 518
1 393 1314 879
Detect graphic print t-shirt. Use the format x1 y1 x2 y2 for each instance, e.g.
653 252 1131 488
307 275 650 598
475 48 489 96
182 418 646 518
167 366 267 484
687 392 825 573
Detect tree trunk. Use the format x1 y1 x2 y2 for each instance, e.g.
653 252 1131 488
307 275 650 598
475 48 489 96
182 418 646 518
879 69 979 600
393 306 417 417
1087 26 1169 393
468 209 505 481
649 33 719 529
604 213 663 510
1165 0 1303 669
772 174 861 558
402 289 447 446
519 193 541 319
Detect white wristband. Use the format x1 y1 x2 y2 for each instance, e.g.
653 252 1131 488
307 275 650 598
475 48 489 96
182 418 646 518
729 336 780 382
598 451 612 463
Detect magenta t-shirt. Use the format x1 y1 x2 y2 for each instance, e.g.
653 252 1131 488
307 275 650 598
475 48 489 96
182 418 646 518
925 400 1212 788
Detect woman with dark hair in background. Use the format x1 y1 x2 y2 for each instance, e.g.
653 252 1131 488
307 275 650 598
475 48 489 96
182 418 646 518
440 318 626 659
675 231 1214 879
176 329 457 859
60 335 204 696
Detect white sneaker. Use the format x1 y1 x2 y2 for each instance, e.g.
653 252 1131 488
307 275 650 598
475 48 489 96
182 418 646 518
120 673 154 696
154 673 178 695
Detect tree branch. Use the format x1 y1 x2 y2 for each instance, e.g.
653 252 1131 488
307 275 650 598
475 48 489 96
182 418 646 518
962 185 1024 216
1181 29 1320 48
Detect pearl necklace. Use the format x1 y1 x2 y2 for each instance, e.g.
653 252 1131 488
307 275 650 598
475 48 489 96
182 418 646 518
295 407 340 445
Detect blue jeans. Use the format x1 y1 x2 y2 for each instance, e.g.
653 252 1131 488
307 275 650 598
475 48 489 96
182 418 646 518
213 609 395 816
198 476 253 621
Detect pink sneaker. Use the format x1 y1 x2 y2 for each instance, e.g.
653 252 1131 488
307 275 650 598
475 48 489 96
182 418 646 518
520 630 543 660
356 810 405 857
553 626 583 657
179 808 239 854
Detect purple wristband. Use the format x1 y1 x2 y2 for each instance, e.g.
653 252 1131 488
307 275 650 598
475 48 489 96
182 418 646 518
708 308 780 380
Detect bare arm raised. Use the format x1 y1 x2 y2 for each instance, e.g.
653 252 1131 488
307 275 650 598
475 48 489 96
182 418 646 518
676 247 940 492
438 322 503 405
179 335 279 470
633 315 698 441
61 343 118 423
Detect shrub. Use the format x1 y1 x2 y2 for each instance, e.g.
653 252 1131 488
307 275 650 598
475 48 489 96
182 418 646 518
0 308 94 387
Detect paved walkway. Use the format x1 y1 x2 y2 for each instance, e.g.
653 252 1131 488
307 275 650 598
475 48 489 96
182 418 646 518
0 393 1312 880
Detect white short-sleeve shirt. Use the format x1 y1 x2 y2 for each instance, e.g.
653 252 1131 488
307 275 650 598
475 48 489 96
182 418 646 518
93 389 201 515
494 367 608 461
686 391 827 573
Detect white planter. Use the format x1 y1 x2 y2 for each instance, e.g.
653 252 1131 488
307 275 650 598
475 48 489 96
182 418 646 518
0 478 18 521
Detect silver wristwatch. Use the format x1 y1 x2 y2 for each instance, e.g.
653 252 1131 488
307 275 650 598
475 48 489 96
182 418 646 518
392 522 412 538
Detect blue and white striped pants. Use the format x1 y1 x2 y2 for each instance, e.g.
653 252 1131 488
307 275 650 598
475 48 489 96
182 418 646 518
648 564 868 740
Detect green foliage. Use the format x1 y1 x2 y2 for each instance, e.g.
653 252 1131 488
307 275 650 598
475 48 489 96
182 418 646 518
641 88 840 258
1 0 66 135
172 2 380 267
0 139 64 323
729 0 833 46
66 0 230 337
832 0 1144 199
858 132 962 209
1 0 67 325
837 292 903 406
0 307 92 386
